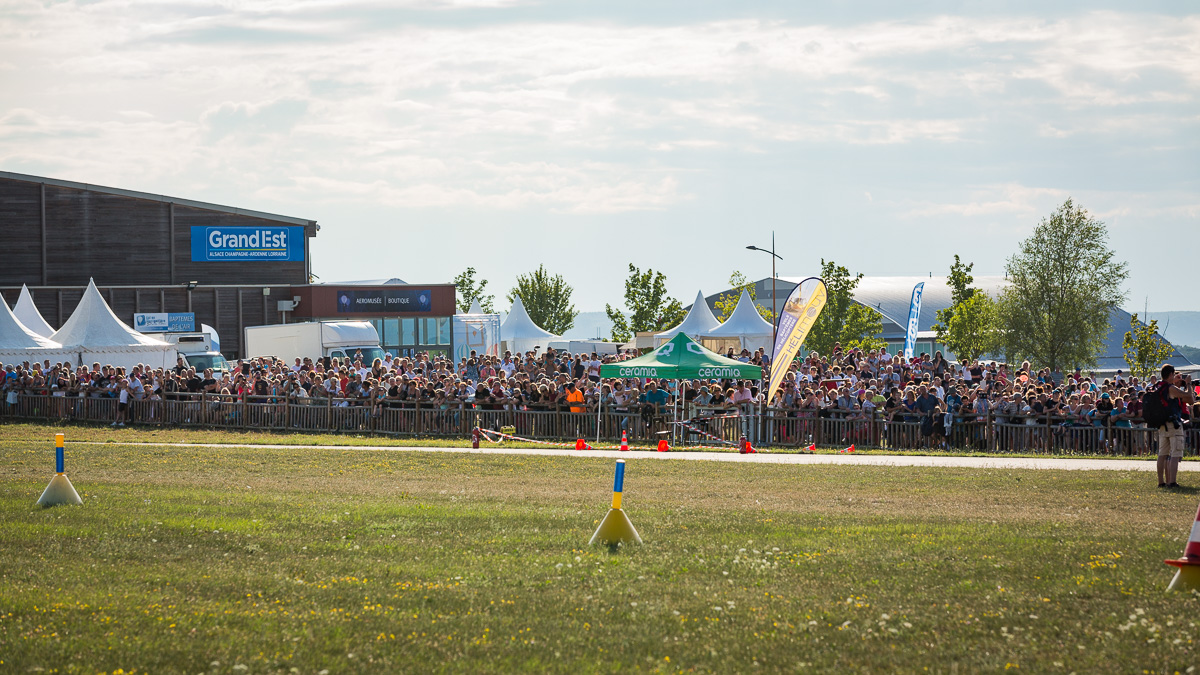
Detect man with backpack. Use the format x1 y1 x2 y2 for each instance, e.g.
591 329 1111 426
1144 364 1196 488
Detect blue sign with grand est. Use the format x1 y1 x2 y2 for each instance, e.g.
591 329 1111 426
190 226 305 262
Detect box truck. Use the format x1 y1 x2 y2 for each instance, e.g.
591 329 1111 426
243 321 385 365
160 332 232 374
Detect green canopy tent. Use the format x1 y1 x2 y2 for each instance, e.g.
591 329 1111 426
597 333 763 444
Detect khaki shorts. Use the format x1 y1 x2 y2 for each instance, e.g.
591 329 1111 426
1157 424 1185 458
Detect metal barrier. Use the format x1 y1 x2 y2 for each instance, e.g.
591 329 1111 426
1 392 1195 456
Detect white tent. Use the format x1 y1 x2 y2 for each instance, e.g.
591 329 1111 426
13 285 55 337
0 294 73 364
654 290 721 345
500 296 558 355
703 290 775 356
454 299 501 360
51 279 177 371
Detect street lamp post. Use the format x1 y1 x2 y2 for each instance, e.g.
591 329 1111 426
746 232 782 355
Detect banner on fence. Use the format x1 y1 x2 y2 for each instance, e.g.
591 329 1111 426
452 313 500 361
903 282 924 360
766 277 827 406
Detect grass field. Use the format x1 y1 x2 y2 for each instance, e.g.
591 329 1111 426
2 425 1200 674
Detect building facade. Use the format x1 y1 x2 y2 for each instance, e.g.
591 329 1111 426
0 171 456 359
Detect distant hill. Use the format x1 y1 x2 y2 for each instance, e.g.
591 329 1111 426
495 310 614 340
1149 311 1200 348
563 311 614 339
1177 344 1200 364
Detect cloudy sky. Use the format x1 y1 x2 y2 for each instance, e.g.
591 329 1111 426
2 0 1197 313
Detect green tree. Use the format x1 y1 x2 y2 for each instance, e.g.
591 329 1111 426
1122 313 1175 379
712 271 774 323
931 255 998 361
605 264 687 342
453 267 495 313
507 265 578 335
996 199 1129 371
805 259 884 355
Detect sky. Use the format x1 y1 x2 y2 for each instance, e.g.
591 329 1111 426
1 1 1197 314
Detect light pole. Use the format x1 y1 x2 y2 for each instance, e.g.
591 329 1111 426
746 232 782 355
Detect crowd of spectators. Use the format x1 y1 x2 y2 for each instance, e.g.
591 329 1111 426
2 341 1196 450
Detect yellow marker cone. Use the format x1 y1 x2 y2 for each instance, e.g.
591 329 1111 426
589 459 641 546
37 433 82 508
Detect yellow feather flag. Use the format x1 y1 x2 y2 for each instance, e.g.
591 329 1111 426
766 277 827 406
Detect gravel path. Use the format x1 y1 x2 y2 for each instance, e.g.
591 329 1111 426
78 441 1198 473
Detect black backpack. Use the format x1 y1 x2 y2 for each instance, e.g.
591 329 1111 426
1142 382 1172 428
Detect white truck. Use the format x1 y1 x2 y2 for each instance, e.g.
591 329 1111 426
243 321 385 366
161 332 232 374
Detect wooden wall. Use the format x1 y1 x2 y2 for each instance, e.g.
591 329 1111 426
0 175 313 287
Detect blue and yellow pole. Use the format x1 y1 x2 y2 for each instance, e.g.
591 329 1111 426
37 432 82 507
611 459 625 509
590 459 641 546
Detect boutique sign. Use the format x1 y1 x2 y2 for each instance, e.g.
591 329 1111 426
190 226 305 262
336 289 432 313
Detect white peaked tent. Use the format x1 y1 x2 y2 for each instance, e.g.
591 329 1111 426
0 294 72 363
51 279 177 371
500 296 558 355
14 285 55 338
467 298 483 314
654 290 721 345
703 290 775 356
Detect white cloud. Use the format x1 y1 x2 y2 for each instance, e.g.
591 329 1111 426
0 3 1197 309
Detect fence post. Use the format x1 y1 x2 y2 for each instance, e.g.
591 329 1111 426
987 411 995 452
415 400 423 435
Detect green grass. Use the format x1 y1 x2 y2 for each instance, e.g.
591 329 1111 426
2 435 1199 673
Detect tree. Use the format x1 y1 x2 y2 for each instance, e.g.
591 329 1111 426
453 267 495 313
805 259 884 355
605 264 687 342
996 199 1128 371
712 271 774 323
931 255 999 361
1122 313 1175 379
507 265 578 335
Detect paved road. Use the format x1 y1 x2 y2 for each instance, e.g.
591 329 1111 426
80 441 1197 473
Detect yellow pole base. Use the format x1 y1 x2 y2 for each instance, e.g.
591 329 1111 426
36 474 82 507
1165 563 1200 593
589 508 642 546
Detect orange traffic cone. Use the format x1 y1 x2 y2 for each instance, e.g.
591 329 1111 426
575 438 588 450
657 439 669 452
807 443 817 452
1165 500 1200 591
841 444 855 453
620 431 629 451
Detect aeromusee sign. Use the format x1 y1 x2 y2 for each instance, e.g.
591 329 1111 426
190 226 306 262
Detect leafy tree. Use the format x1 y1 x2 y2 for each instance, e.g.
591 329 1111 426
1122 313 1175 379
453 267 495 313
712 271 774 323
605 264 687 342
931 255 998 361
996 199 1128 371
507 265 578 335
805 259 884 355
